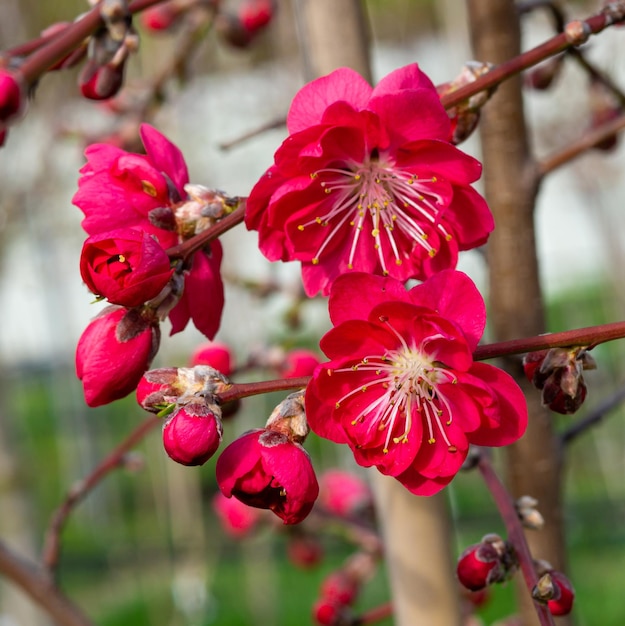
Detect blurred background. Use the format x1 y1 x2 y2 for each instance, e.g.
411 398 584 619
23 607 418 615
1 0 625 624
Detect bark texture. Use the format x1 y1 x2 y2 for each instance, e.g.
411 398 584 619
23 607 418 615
466 1 570 624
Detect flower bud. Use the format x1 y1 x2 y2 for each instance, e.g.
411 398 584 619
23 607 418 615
532 570 575 616
515 495 544 530
523 347 596 414
524 56 563 91
456 534 514 591
162 400 223 466
279 348 321 378
318 469 372 518
215 0 275 48
265 390 309 443
436 61 494 145
76 306 160 406
190 341 233 376
136 367 179 412
0 68 25 125
80 228 173 307
312 599 351 626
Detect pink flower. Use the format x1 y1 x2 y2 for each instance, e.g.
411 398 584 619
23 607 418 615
318 469 372 518
216 429 319 524
212 491 261 538
80 228 173 307
246 64 493 296
305 270 528 495
73 124 187 248
76 307 160 407
162 401 223 466
169 246 224 340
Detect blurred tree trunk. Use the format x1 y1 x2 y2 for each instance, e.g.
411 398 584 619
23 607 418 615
294 2 460 624
466 1 571 625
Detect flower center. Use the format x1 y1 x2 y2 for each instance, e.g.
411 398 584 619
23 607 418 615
297 156 452 272
332 316 457 454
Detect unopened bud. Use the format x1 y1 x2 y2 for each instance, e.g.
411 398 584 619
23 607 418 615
437 61 494 145
456 534 515 591
265 390 309 442
524 56 563 91
162 400 223 465
515 495 544 530
523 347 595 414
175 185 235 237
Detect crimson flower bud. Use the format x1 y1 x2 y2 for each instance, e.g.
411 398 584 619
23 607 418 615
546 571 575 616
136 367 179 412
80 228 173 307
216 0 275 48
320 571 360 606
76 306 160 406
79 58 127 100
215 428 319 524
456 534 514 591
140 1 182 32
162 400 223 466
523 347 596 414
0 68 25 125
436 61 494 145
312 599 351 626
190 341 233 376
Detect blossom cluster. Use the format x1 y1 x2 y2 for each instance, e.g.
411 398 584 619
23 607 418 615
74 124 225 406
73 62 530 524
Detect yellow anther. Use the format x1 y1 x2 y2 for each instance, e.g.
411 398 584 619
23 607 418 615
371 228 380 237
383 448 389 454
428 437 436 444
432 176 437 182
141 181 157 197
325 188 331 194
347 263 353 269
395 259 402 265
354 174 361 180
118 254 126 263
448 445 457 453
336 402 341 409
446 419 452 426
445 234 453 241
297 225 305 231
428 249 437 258
312 257 319 265
316 217 322 224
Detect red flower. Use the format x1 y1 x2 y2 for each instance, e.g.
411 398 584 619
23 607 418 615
212 491 261 538
73 124 187 248
305 270 527 495
76 307 160 407
246 64 493 296
0 68 24 125
80 228 173 307
216 429 319 524
162 401 223 466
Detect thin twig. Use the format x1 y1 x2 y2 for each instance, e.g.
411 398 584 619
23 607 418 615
537 113 625 177
218 116 287 151
0 540 94 626
353 601 393 625
41 415 160 575
561 383 625 446
477 453 556 626
441 4 625 111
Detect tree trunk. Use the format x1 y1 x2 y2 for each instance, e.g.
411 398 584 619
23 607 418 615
466 1 571 624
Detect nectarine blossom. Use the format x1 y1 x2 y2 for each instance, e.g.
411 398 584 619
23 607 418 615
305 270 527 495
246 64 493 295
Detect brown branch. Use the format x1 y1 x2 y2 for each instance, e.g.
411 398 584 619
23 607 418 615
41 415 160 575
219 116 287 151
441 3 625 111
353 601 393 625
537 113 625 177
18 0 167 84
476 453 556 626
0 541 94 626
